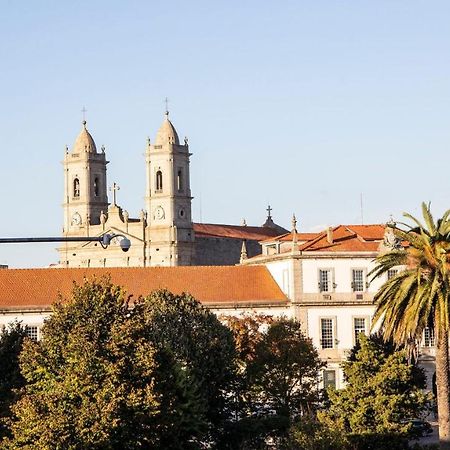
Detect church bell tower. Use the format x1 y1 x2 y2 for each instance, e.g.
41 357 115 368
145 111 194 266
62 121 109 234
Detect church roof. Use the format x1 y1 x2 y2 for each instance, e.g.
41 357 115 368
155 112 180 145
72 121 97 153
0 266 287 311
193 223 282 241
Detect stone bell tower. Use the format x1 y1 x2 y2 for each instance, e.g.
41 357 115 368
62 120 109 234
145 111 194 266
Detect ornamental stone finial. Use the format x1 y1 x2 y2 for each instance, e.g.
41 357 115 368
240 240 248 263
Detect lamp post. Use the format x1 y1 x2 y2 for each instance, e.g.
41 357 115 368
0 233 131 252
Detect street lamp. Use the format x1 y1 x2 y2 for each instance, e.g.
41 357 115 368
0 233 131 252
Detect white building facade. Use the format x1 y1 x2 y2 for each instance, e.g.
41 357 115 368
242 222 435 389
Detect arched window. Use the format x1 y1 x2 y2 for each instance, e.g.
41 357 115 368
73 178 80 198
156 170 163 192
177 169 183 192
94 177 99 197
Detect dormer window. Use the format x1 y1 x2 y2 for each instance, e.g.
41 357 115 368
177 169 183 192
94 177 99 197
73 178 80 198
156 170 163 192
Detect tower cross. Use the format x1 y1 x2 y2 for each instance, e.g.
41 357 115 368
81 106 88 122
110 182 120 206
164 97 169 114
266 205 272 218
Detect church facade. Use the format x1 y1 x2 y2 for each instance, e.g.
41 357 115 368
59 113 286 268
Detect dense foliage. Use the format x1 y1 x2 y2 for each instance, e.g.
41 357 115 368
132 289 237 447
222 315 323 449
4 280 159 449
2 279 236 449
0 322 27 441
292 334 431 450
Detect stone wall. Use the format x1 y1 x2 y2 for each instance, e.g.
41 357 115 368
195 237 262 266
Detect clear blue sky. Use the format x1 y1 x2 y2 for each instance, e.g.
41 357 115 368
1 1 449 267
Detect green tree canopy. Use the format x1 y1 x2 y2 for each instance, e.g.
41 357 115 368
317 334 430 449
133 289 237 447
0 322 28 441
249 318 323 420
221 316 323 449
3 279 236 450
4 279 159 449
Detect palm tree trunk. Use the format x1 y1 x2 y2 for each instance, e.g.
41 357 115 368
436 328 450 449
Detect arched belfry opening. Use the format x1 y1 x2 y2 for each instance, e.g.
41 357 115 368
156 170 163 192
177 169 183 192
94 177 100 197
73 178 80 198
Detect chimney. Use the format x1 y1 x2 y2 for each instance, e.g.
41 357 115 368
327 227 333 244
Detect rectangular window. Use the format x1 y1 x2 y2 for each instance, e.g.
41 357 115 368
323 369 336 389
319 269 331 292
352 269 364 292
424 327 435 347
387 269 398 280
177 168 183 192
354 317 366 343
320 318 334 349
25 326 38 341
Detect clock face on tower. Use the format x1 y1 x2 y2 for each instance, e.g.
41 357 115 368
71 212 82 226
155 206 165 220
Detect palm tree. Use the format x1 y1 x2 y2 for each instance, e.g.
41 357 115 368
371 203 450 449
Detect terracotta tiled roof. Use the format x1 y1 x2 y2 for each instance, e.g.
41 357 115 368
193 223 281 240
0 266 287 310
299 224 384 252
344 224 385 241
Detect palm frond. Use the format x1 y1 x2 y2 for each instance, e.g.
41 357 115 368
421 202 437 235
372 205 450 347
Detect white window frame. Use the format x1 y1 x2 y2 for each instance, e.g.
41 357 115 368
351 268 367 292
423 327 435 348
25 325 40 341
318 268 335 293
352 316 370 345
323 369 337 389
387 268 398 280
319 316 337 349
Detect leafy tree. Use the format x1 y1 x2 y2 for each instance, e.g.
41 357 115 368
249 318 323 420
318 334 431 449
221 317 323 449
370 203 450 448
3 280 236 449
0 322 27 440
134 289 237 448
4 279 160 449
286 417 348 450
221 315 272 416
